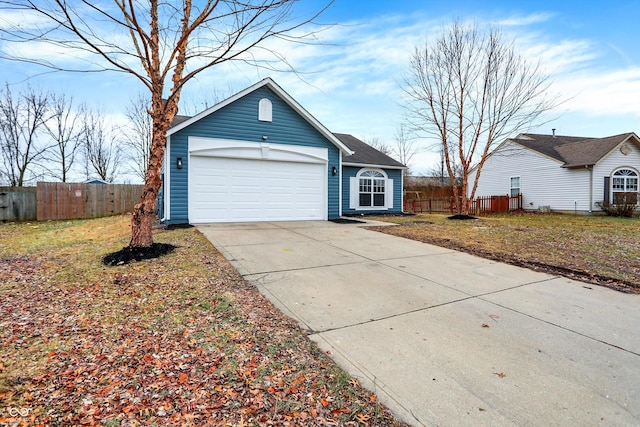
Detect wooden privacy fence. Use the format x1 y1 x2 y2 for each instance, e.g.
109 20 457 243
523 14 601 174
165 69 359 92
0 183 143 222
37 182 143 221
472 194 522 215
471 194 522 215
0 186 37 221
404 194 522 215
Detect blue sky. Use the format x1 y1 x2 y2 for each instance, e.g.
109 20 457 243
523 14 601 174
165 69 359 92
2 0 640 175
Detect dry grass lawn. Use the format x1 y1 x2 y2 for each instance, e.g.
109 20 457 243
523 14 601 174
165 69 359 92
369 212 640 293
0 215 408 426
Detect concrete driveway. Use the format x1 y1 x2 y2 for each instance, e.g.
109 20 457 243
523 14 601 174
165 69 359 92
198 220 640 426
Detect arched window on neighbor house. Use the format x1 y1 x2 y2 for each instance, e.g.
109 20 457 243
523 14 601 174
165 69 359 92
611 168 639 204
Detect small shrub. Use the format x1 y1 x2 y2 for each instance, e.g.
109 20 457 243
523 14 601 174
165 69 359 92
596 193 639 217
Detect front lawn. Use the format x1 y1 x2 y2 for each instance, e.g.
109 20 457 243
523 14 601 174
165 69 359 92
369 213 640 293
0 215 407 426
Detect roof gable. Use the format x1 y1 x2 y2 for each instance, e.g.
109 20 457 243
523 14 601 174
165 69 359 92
167 78 353 155
335 133 406 169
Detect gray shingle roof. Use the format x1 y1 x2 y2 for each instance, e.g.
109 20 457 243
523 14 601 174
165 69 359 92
512 132 639 167
170 115 192 128
334 133 406 168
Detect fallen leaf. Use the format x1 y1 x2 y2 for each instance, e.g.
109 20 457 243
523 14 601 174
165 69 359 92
356 413 371 423
178 373 188 384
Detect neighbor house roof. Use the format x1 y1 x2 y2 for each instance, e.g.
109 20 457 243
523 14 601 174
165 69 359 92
512 132 640 167
170 114 191 128
166 78 353 155
335 133 406 169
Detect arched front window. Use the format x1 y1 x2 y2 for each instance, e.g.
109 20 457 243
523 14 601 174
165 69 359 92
612 168 639 204
349 168 393 211
358 169 386 207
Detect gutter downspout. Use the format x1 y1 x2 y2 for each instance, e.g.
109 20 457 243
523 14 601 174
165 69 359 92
338 151 343 217
588 165 593 213
162 135 171 223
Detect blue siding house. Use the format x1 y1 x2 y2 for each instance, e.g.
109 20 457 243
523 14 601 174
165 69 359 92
161 78 405 224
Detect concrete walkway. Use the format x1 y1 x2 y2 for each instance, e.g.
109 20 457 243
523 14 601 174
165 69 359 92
197 220 640 426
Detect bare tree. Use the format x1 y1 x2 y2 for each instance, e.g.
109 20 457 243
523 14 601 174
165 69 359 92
182 84 239 116
403 21 555 214
81 109 121 183
365 137 392 156
428 147 462 186
41 94 82 182
123 93 153 182
0 1 332 247
391 123 420 173
0 85 49 186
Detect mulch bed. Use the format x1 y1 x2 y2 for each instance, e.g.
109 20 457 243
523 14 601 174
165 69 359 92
102 243 177 266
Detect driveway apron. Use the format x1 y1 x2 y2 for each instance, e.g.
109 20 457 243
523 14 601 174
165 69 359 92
198 221 640 427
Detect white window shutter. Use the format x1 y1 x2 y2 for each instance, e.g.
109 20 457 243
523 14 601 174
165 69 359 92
350 177 358 209
386 179 394 209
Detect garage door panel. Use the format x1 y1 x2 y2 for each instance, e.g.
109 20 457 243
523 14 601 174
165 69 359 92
189 156 326 223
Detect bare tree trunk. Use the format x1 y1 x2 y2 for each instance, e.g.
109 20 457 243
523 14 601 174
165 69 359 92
129 104 172 247
130 140 164 246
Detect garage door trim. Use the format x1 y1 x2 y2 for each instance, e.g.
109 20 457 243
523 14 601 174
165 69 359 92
189 137 328 164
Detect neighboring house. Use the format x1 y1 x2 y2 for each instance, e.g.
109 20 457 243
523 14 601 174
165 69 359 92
468 132 640 213
84 179 110 185
160 78 405 225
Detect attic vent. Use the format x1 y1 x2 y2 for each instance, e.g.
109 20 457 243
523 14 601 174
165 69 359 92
258 98 272 122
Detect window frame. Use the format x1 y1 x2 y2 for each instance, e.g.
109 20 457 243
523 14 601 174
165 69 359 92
510 176 521 197
355 168 389 210
611 168 639 205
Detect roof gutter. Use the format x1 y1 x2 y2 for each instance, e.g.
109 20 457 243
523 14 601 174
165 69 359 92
343 162 406 170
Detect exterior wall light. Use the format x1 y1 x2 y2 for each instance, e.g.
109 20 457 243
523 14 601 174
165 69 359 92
332 166 337 176
177 157 183 169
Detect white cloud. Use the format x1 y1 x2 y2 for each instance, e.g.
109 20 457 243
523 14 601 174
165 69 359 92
0 9 51 30
554 68 640 117
496 12 555 27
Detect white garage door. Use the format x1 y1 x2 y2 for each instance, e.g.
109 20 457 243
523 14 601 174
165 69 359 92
189 156 326 223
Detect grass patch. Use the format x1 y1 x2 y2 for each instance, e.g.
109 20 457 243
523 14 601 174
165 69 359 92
0 215 408 426
370 212 640 292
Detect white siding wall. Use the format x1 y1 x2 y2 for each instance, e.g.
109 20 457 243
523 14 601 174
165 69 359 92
469 142 591 211
593 143 640 209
